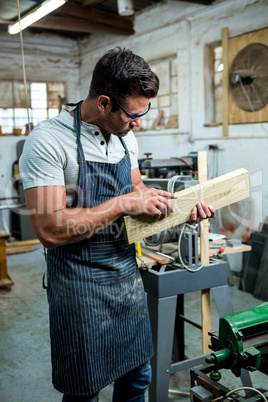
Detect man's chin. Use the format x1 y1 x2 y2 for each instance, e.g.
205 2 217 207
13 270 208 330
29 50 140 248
117 130 131 137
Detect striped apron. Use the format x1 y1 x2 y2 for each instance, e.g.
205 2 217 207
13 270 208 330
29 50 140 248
46 101 153 396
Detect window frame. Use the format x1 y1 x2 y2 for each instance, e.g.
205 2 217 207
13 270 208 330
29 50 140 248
0 80 66 135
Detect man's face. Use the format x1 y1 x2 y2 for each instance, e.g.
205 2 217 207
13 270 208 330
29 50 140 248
104 95 150 137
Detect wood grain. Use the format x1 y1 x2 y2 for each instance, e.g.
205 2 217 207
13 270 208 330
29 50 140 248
124 168 249 244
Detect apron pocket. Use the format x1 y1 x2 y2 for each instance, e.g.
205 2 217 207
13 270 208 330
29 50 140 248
90 240 136 285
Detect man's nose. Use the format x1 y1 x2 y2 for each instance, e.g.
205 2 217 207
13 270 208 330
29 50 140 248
130 118 141 128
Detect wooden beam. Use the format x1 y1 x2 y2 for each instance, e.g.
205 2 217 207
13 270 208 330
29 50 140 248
32 15 134 35
123 168 249 244
198 151 211 355
198 151 210 265
58 3 133 31
174 0 215 4
222 27 229 136
0 229 14 287
83 0 104 6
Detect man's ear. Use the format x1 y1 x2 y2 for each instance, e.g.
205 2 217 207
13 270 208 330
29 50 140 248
97 95 112 113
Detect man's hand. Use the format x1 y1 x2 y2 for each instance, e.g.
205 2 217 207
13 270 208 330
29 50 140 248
189 202 216 224
121 187 177 219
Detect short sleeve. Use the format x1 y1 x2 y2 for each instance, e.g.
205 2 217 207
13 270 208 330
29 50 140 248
126 131 139 170
19 129 66 190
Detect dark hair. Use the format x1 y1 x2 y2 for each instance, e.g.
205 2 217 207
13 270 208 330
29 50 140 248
89 47 159 104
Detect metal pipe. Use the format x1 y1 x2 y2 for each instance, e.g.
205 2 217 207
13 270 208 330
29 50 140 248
168 389 190 397
141 245 175 261
0 196 20 201
0 203 25 210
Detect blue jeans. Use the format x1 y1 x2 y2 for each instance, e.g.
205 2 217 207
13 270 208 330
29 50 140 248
62 360 151 402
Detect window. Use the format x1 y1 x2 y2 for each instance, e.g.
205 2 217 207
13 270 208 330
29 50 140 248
204 43 223 124
0 81 66 134
139 55 178 131
213 45 223 123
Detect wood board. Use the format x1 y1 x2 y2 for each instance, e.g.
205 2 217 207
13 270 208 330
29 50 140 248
136 246 174 268
124 168 249 244
6 239 42 255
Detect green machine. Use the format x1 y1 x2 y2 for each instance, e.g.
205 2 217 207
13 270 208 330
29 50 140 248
190 303 268 401
206 302 268 378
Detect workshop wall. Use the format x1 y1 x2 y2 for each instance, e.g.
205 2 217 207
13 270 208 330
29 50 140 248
0 31 80 231
79 0 268 229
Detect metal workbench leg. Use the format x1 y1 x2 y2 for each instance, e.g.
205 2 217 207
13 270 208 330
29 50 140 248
173 295 185 362
147 294 177 402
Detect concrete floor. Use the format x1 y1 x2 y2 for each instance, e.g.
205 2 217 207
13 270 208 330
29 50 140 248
0 247 267 402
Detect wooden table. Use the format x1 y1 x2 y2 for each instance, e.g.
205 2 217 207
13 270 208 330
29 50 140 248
208 240 251 256
0 229 14 287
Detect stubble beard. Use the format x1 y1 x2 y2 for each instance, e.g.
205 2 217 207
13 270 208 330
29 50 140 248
104 113 130 137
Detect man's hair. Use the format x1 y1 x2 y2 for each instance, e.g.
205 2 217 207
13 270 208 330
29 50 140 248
89 47 159 104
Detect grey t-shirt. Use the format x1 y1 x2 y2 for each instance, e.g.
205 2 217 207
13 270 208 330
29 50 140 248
19 109 139 206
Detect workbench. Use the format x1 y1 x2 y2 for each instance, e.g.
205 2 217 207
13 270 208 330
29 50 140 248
0 229 14 287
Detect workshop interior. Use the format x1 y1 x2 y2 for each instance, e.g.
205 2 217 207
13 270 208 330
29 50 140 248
0 0 268 401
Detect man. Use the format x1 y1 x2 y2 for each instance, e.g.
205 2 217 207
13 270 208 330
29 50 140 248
19 47 215 402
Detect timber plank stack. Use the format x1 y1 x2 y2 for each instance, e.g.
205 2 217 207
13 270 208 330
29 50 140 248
6 239 42 255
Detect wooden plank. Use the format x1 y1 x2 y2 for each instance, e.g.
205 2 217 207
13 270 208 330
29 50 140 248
6 246 39 255
139 247 172 265
6 239 42 255
198 152 211 355
6 239 41 248
209 243 251 256
0 235 14 287
124 168 249 244
198 152 210 265
222 27 229 136
201 289 211 354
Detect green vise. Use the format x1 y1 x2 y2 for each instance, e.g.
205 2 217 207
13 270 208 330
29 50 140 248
206 302 268 379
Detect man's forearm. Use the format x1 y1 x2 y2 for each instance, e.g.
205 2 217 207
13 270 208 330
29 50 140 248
32 196 127 249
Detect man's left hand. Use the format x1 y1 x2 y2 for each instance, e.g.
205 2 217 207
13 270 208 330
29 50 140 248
189 202 216 224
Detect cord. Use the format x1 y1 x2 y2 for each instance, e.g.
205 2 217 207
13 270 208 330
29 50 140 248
16 0 31 132
167 175 207 272
212 386 268 402
177 221 207 272
167 175 183 193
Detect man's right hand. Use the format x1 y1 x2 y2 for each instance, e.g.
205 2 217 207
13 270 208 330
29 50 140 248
120 187 178 219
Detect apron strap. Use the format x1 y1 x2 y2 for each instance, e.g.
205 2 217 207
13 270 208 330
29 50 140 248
68 100 86 163
119 137 129 156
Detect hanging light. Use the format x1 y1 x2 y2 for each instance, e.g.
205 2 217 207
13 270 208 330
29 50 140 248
117 0 134 16
8 0 67 35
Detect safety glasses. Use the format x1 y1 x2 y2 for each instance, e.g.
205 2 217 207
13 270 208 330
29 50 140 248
96 91 151 121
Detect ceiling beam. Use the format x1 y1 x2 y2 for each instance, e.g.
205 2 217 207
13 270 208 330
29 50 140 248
82 0 104 6
174 0 214 4
57 2 133 31
31 15 134 35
